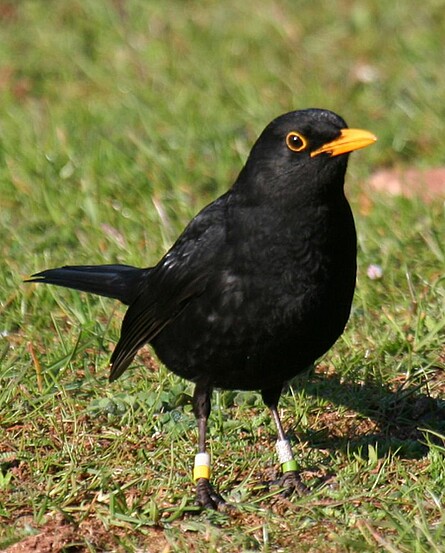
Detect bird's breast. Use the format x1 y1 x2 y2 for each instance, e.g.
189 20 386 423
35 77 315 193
152 199 357 389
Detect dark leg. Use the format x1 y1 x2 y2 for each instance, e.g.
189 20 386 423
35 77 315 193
192 380 226 509
262 386 309 496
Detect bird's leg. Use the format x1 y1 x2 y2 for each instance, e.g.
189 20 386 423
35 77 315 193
262 387 309 497
192 381 226 509
270 404 308 496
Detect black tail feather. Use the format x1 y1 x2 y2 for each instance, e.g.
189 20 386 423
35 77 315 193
27 264 148 305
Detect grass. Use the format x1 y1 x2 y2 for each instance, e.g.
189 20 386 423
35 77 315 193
1 0 444 551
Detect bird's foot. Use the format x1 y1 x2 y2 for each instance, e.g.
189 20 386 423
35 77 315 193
277 470 309 497
195 478 226 510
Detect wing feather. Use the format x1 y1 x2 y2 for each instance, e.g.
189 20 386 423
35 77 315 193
108 196 229 382
109 271 207 381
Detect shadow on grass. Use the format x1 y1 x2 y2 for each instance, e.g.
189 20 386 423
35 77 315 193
288 370 445 460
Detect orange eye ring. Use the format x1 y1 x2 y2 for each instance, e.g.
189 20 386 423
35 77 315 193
286 132 307 152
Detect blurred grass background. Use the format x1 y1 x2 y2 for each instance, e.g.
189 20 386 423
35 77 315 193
1 1 444 551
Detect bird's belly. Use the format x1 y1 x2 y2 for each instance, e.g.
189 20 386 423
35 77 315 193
151 256 355 391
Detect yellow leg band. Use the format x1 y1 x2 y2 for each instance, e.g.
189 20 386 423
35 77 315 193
194 465 211 481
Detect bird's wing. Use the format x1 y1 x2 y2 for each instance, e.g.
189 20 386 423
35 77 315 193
109 198 228 381
109 267 208 381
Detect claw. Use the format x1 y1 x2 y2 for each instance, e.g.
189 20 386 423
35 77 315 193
195 478 226 510
278 470 309 497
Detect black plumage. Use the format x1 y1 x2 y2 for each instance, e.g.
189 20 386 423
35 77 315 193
28 109 376 508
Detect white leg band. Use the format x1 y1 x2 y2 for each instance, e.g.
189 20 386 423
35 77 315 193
276 439 294 464
194 452 211 468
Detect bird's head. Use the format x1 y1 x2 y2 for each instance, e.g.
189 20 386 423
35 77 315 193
237 109 376 202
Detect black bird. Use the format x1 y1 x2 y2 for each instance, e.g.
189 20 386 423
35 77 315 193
28 109 376 509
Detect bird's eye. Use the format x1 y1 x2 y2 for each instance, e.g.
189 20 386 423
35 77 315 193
286 132 307 152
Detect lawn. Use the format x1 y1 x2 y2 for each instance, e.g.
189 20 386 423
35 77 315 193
1 1 444 551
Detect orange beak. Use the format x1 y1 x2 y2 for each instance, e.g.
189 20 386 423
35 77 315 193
311 128 377 158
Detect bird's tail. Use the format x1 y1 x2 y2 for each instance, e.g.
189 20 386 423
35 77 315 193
26 264 148 305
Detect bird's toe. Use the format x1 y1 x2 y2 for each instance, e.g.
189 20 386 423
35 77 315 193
278 470 309 497
195 478 227 510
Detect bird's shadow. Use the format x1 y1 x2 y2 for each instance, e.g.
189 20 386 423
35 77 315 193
285 369 445 460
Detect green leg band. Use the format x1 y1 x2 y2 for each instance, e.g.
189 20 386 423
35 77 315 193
282 460 298 473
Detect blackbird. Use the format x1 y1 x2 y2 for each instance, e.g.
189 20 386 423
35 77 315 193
28 109 376 509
